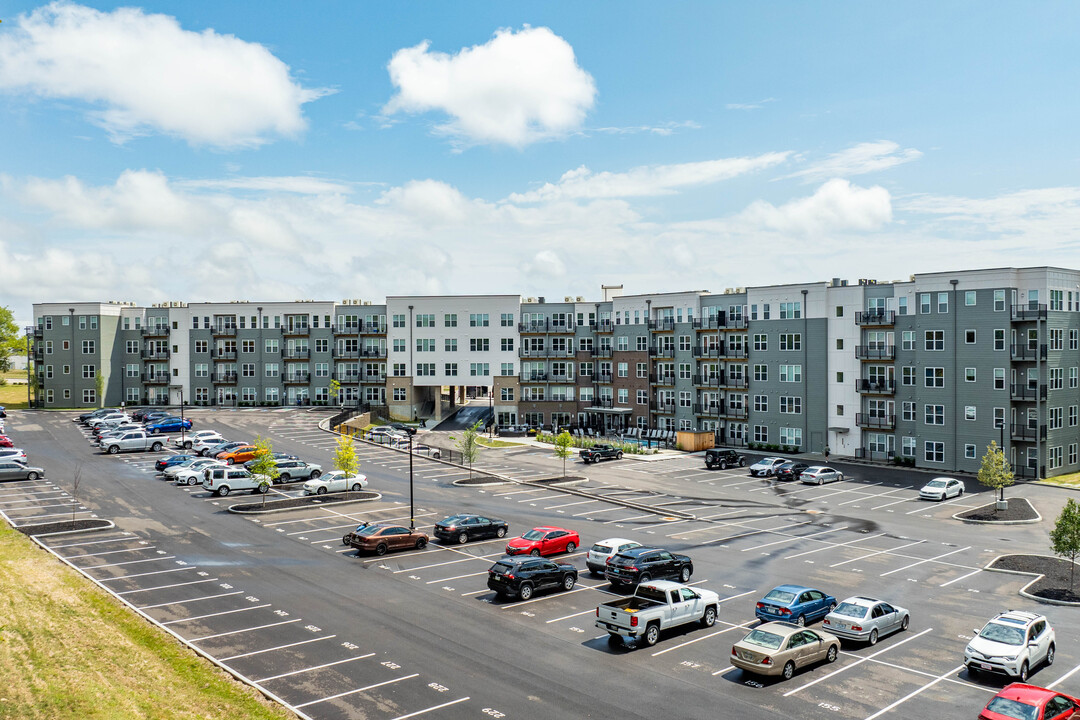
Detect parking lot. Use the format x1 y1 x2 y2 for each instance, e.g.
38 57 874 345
3 407 1078 720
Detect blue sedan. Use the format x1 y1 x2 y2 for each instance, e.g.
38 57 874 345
145 417 193 434
155 454 196 472
755 585 836 626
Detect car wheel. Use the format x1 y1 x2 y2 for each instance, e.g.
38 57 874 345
457 532 469 544
826 645 838 663
150 428 158 435
496 527 506 538
186 477 197 486
705 463 714 470
27 471 40 481
719 461 728 470
530 549 541 557
256 484 268 494
679 566 692 583
739 459 745 467
518 583 534 601
375 543 388 556
416 537 427 549
108 445 119 455
1047 644 1056 667
343 535 351 545
868 629 879 646
901 615 910 631
828 602 837 612
782 661 795 680
184 441 192 449
309 470 321 479
795 614 806 627
608 634 622 648
350 483 362 492
216 486 230 497
151 442 162 452
226 458 234 465
643 623 660 647
701 606 717 628
562 574 576 591
639 573 651 584
837 474 843 482
317 487 327 495
616 452 623 459
1019 661 1029 682
818 478 824 485
565 541 576 553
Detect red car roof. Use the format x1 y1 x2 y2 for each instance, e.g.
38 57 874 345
990 683 1079 706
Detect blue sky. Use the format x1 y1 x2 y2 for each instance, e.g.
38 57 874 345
2 1 1079 325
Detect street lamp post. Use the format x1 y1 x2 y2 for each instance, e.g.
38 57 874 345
179 387 186 446
489 388 494 439
408 432 415 530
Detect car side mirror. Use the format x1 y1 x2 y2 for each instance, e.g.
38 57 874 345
973 629 980 635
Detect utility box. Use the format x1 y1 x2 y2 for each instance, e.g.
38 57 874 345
676 431 714 453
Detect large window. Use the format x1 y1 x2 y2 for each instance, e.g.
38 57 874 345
779 365 802 382
779 333 802 351
779 427 802 447
925 367 944 387
924 441 945 463
924 404 944 425
779 396 802 414
924 330 944 351
994 290 1005 311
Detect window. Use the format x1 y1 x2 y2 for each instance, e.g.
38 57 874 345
924 330 944 351
1051 368 1064 390
762 304 770 320
243 340 256 353
965 368 976 382
78 316 86 330
965 290 976 306
1050 406 1064 430
194 340 208 353
902 331 915 350
637 336 648 351
679 335 691 351
938 292 949 313
836 371 844 383
315 363 329 378
779 396 801 414
902 437 916 457
501 313 514 327
445 363 458 376
469 363 489 377
265 363 279 377
469 338 490 352
619 389 630 404
416 339 435 352
1070 406 1078 427
836 339 844 350
637 362 647 378
994 289 1006 311
753 425 768 443
1051 289 1064 311
617 362 628 378
836 404 844 416
617 336 628 351
444 313 457 327
83 389 96 404
637 390 648 405
835 306 844 317
392 314 405 328
1051 328 1064 351
753 334 768 351
500 362 513 376
81 340 95 354
992 329 1005 351
81 364 95 379
754 395 768 412
393 339 406 353
994 368 1005 389
925 367 944 388
965 406 976 421
779 302 802 319
919 293 931 314
779 427 802 447
445 338 457 352
779 365 802 382
501 338 514 352
896 296 907 315
901 366 914 386
393 388 407 401
965 329 976 344
580 362 593 377
779 333 802 351
902 402 915 421
1071 367 1079 388
416 363 435 376
125 340 138 354
265 339 278 353
242 363 255 377
265 387 279 403
393 363 406 377
924 405 944 425
469 313 489 327
194 363 208 377
925 441 945 463
1050 446 1064 470
965 444 976 459
416 314 435 327
753 364 768 382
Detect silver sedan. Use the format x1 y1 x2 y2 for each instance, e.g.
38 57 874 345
0 460 45 482
822 596 909 645
799 466 844 485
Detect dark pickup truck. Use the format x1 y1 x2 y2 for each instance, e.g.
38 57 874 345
580 444 623 464
704 448 745 470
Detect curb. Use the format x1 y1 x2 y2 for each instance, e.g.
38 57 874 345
26 519 117 538
952 498 1042 525
983 553 1080 607
228 492 382 514
453 478 512 487
1033 481 1080 493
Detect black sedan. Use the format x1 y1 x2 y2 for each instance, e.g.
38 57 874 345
604 546 693 588
434 514 509 544
775 462 810 481
487 556 577 600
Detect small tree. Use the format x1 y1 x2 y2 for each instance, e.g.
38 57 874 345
248 435 279 506
94 372 105 409
1051 498 1080 593
329 379 342 408
978 440 1015 503
553 430 574 477
335 431 359 475
449 421 483 478
71 464 84 528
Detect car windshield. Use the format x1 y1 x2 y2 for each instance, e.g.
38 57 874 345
742 630 783 650
979 622 1025 645
925 480 947 488
758 457 780 465
521 530 545 541
591 544 611 554
832 602 868 619
984 697 1038 720
763 589 796 604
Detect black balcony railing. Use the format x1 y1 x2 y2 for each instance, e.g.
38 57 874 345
361 373 386 383
723 405 749 419
855 310 896 326
284 373 311 384
332 371 360 383
212 372 237 384
549 373 574 382
856 413 896 429
724 316 748 330
1010 424 1047 442
648 346 675 358
648 318 676 331
651 401 676 414
855 345 896 360
283 325 310 336
520 371 548 382
693 402 724 415
141 350 170 360
283 349 311 360
212 349 237 360
1015 465 1045 480
855 448 897 462
856 379 896 394
649 373 677 385
590 398 614 409
212 326 237 336
594 373 613 383
591 347 613 358
693 373 723 386
595 320 613 333
32 327 44 338
520 347 575 358
1011 344 1048 361
722 376 749 389
692 315 724 330
143 372 170 383
360 348 387 358
333 349 360 359
693 346 722 359
519 320 550 333
1010 384 1048 401
1012 303 1048 321
141 326 171 336
333 323 360 335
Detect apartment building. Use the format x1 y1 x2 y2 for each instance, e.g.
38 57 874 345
30 266 1080 479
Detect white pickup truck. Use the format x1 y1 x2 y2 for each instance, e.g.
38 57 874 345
100 431 167 455
595 580 719 647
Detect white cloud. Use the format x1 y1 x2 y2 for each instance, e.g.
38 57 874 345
382 26 596 147
901 187 1080 239
180 177 354 195
784 141 922 183
507 152 791 203
0 2 329 147
726 98 776 111
526 250 566 278
593 120 701 136
736 179 893 235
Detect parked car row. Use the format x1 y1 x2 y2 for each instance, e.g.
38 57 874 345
0 414 44 482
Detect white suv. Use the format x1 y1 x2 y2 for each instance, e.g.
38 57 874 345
965 610 1055 682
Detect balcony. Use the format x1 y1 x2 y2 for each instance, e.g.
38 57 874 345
332 371 360 383
855 310 896 326
855 448 897 462
693 402 724 416
549 373 574 382
361 373 386 383
722 405 749 419
520 347 575 358
723 316 748 330
212 372 237 384
692 316 723 330
212 326 237 337
141 349 170 360
856 379 896 394
693 346 723 359
362 322 388 334
650 373 677 386
651 401 676 414
284 372 311 384
360 348 387 359
855 345 896 360
212 349 237 361
1010 423 1047 442
594 372 613 384
32 327 43 339
648 346 675 358
141 326 170 337
648 318 676 332
694 373 723 387
591 347 613 358
519 320 550 333
722 376 749 389
1011 344 1047 361
724 346 749 359
590 397 614 409
333 348 360 359
282 349 310 360
283 325 310 336
1011 384 1048 401
333 323 360 335
856 413 896 429
595 320 613 333
143 372 170 384
520 371 548 382
1012 304 1048 321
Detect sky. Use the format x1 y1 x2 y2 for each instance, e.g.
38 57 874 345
1 1 1079 327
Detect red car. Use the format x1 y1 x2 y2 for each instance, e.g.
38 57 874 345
0 436 13 449
505 526 580 557
980 683 1080 720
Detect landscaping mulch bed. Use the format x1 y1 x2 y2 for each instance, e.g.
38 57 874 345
527 476 587 486
14 519 113 536
230 491 380 513
955 497 1039 523
989 554 1080 603
452 475 510 486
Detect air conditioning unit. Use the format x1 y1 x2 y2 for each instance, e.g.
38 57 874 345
735 287 745 294
526 297 536 303
724 288 734 294
564 296 573 302
576 296 584 302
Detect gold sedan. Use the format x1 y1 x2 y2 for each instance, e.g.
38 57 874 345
730 621 840 680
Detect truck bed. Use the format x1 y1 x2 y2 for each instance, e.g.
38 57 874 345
599 597 663 613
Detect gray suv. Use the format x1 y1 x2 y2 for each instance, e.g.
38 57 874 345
271 460 322 483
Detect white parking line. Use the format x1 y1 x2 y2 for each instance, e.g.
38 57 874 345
783 628 933 696
116 578 218 595
544 499 597 509
293 673 420 709
392 550 506 573
1048 661 1080 689
254 654 375 683
905 496 969 515
518 494 566 503
863 665 964 720
218 634 337 662
835 487 907 507
573 507 624 517
47 535 136 549
940 568 983 587
79 556 176 569
740 526 847 552
880 546 971 577
654 619 757 658
871 495 920 511
608 513 668 526
160 604 273 625
830 540 926 568
701 520 815 546
67 546 155 558
499 577 612 609
137 591 243 610
189 618 302 643
99 567 195 582
784 533 887 560
389 697 470 719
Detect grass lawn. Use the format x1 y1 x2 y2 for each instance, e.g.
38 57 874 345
0 381 31 409
1041 471 1080 488
0 524 295 720
475 437 524 448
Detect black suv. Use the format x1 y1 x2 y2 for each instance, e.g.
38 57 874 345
604 547 694 588
487 556 577 600
705 448 745 470
433 514 509 544
580 444 623 464
775 462 809 481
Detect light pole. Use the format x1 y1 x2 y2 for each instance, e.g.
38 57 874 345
489 387 494 439
408 432 415 530
179 387 186 446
